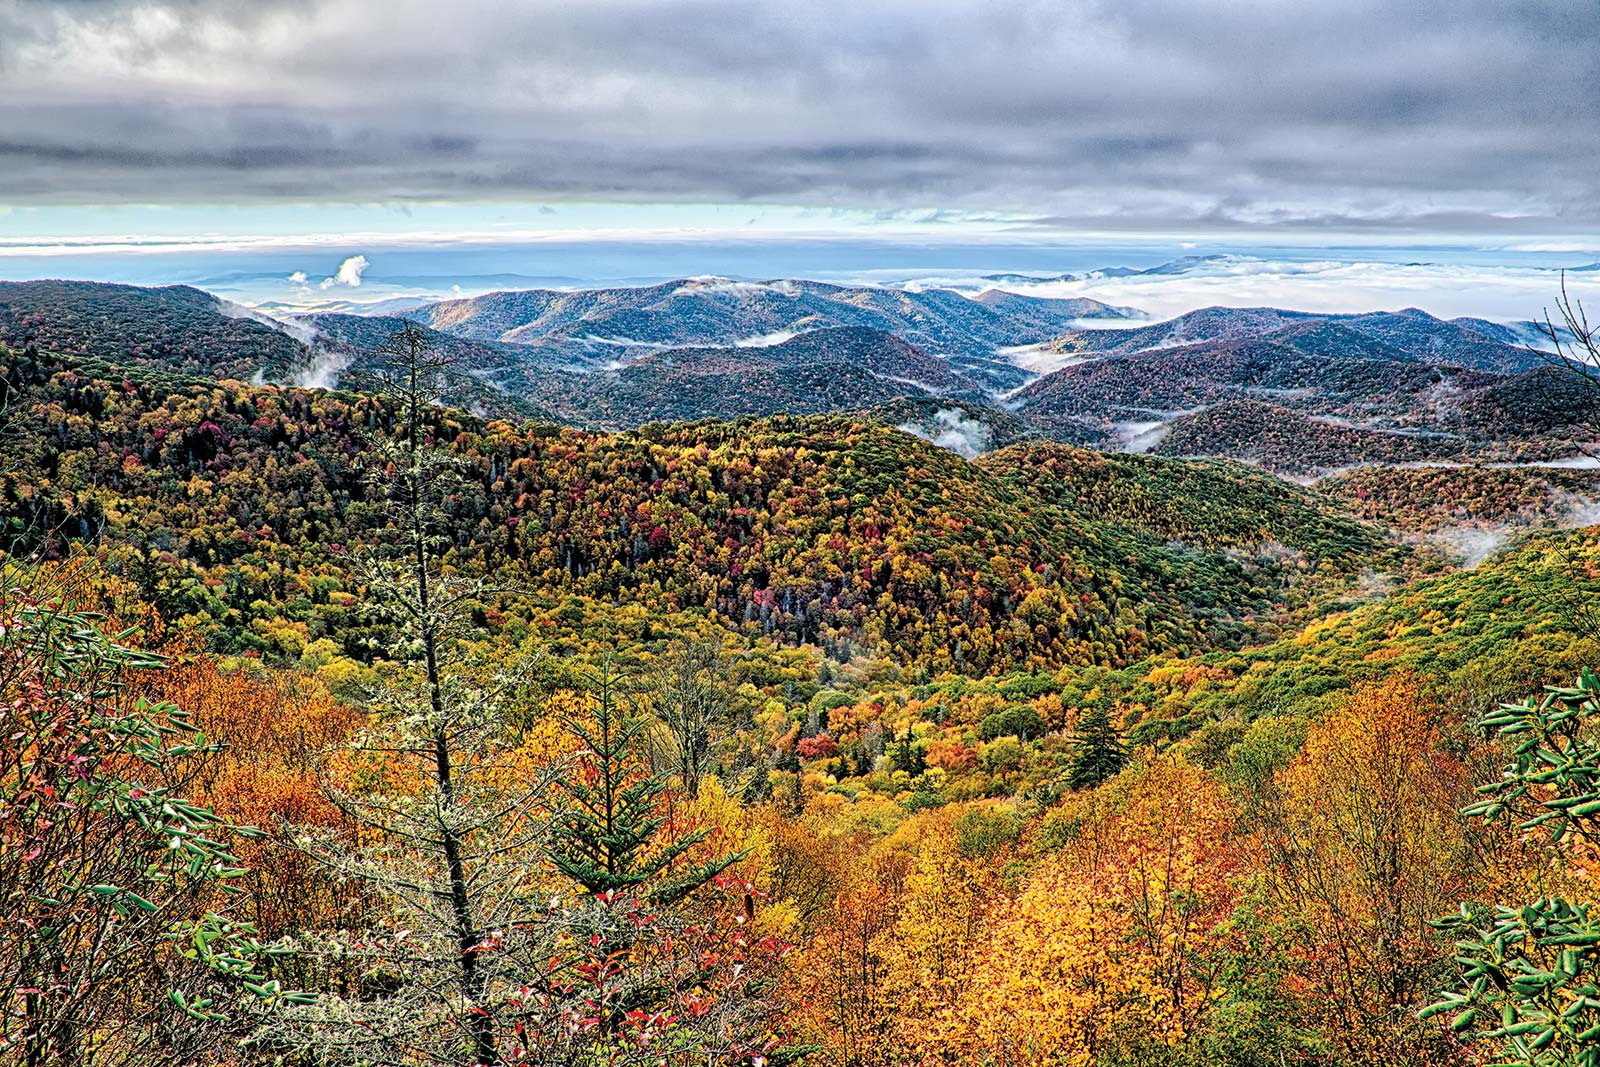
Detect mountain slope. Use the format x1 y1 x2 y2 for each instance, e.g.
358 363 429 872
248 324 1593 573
1320 464 1600 535
1013 322 1592 472
1151 400 1465 474
412 277 1131 366
0 282 571 425
298 311 576 422
0 345 1401 673
1038 305 1542 372
1015 337 1449 420
981 441 1387 560
547 327 988 427
0 280 308 381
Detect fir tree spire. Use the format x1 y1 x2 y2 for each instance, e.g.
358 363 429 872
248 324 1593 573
1068 705 1127 790
549 658 742 908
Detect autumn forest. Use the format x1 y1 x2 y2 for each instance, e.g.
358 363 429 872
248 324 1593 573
6 290 1600 1067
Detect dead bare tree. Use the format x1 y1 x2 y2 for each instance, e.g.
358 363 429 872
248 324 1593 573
1526 274 1600 643
1531 271 1600 456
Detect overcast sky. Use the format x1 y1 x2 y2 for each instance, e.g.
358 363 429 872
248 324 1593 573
0 0 1596 240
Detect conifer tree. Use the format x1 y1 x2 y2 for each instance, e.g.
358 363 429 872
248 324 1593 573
890 729 925 776
537 659 796 1059
270 325 555 1067
550 658 741 907
1067 705 1127 790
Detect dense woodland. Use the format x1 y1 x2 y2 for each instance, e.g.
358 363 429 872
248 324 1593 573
6 304 1600 1067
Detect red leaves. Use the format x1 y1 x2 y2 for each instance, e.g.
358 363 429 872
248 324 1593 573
795 733 837 761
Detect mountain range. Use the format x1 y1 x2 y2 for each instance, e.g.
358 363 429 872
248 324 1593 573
405 276 1129 367
0 275 1585 479
0 340 1397 671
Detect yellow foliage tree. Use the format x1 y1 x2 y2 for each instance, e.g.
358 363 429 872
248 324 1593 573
1263 674 1486 1066
937 755 1252 1066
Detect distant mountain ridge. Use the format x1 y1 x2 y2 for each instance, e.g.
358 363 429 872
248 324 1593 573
0 276 1587 478
409 276 1129 367
1037 304 1542 373
1010 309 1586 474
517 327 994 428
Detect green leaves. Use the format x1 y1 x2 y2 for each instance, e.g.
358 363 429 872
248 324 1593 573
1430 671 1600 1067
0 576 286 1057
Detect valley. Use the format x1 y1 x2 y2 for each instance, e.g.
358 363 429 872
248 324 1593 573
10 5 1600 1063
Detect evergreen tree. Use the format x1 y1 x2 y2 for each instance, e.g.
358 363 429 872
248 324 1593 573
890 729 926 776
541 660 792 1056
550 658 741 908
268 325 556 1067
1068 705 1127 790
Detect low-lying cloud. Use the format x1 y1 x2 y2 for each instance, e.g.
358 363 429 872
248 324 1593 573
962 256 1600 323
898 407 994 459
215 294 320 346
675 278 801 298
291 348 354 390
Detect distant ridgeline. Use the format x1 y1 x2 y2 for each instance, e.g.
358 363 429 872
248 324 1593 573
0 277 1586 481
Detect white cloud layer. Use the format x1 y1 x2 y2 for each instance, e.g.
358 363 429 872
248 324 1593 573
960 257 1600 322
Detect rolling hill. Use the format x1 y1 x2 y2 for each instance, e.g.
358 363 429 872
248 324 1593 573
0 343 1398 672
1012 315 1591 473
0 280 308 381
1036 305 1542 372
533 327 990 427
411 277 1129 369
3 277 1590 481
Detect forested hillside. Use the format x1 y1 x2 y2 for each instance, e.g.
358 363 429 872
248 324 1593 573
0 280 307 380
4 309 1600 1067
0 344 1390 674
8 279 1591 479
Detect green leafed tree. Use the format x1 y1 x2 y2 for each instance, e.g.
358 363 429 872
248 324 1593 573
0 563 283 1066
1067 704 1127 790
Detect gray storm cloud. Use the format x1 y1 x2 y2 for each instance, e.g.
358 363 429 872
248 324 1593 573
0 0 1596 233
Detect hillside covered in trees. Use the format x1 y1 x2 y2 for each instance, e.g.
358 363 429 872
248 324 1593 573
5 304 1600 1067
4 279 1594 479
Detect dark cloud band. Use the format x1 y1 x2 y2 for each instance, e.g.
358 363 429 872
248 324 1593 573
0 0 1596 233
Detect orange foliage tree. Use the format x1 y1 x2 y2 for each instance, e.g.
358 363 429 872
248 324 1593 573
789 849 908 1066
144 642 367 935
1261 674 1486 1066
